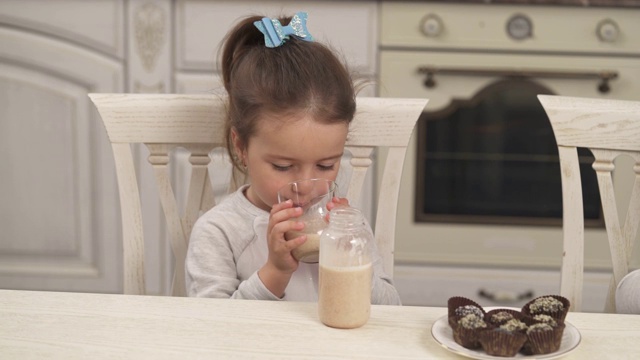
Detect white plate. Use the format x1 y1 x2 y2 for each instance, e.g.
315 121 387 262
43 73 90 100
431 311 581 360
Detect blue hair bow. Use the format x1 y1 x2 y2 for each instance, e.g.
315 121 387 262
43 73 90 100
254 11 314 48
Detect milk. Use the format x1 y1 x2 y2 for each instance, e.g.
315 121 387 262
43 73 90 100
318 263 372 329
285 231 321 263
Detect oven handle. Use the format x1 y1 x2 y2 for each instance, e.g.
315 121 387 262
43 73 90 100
417 66 619 94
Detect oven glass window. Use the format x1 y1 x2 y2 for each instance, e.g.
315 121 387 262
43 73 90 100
415 79 603 226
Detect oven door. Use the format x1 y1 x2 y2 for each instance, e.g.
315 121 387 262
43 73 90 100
379 50 640 271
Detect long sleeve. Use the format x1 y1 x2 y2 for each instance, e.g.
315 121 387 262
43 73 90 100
185 187 281 300
185 187 320 301
185 213 279 300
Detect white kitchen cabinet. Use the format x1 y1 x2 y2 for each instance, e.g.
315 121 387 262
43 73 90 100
0 0 378 295
0 0 124 293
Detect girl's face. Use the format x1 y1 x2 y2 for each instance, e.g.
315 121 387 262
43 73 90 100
234 114 348 212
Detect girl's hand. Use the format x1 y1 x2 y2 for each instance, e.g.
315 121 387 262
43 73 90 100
327 196 349 212
259 200 306 297
266 199 306 273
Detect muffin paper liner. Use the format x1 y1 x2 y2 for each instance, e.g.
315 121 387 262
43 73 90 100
478 329 527 357
451 319 491 350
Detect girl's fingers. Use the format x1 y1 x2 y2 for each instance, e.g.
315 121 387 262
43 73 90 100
283 234 307 251
270 199 293 215
270 203 303 221
265 200 307 272
327 197 349 211
271 219 304 237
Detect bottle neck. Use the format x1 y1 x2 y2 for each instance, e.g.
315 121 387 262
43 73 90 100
329 207 365 230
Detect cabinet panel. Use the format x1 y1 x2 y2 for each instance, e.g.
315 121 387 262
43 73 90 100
128 0 172 93
394 265 610 313
175 73 221 94
0 26 123 293
176 0 377 74
380 2 640 55
0 68 87 257
0 0 124 58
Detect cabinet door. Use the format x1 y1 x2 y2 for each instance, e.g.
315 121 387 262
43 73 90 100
175 0 378 85
0 4 125 292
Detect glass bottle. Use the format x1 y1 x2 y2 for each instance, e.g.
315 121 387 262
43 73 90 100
318 207 373 329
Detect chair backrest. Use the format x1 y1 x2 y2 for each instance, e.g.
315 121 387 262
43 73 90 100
88 93 427 296
538 94 640 312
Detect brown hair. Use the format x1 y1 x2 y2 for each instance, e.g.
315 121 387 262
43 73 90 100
220 14 356 172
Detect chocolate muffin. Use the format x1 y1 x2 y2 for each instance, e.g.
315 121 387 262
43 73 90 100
485 308 523 327
522 295 570 321
532 314 558 327
521 321 566 355
447 296 485 327
498 318 528 333
451 314 489 349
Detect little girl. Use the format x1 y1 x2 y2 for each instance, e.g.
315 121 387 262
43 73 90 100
185 12 401 304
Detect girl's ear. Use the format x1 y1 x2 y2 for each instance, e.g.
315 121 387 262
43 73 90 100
230 127 246 163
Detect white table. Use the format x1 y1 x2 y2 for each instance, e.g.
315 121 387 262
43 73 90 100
1 289 639 359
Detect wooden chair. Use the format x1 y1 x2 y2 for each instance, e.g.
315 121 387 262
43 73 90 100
538 95 640 312
88 93 427 296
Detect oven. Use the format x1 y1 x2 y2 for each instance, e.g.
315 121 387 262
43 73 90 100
378 2 640 311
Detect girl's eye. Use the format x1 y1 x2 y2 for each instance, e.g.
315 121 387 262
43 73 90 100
272 164 291 172
317 164 335 171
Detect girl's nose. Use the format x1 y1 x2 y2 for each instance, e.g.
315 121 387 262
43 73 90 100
292 180 313 197
293 178 335 205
